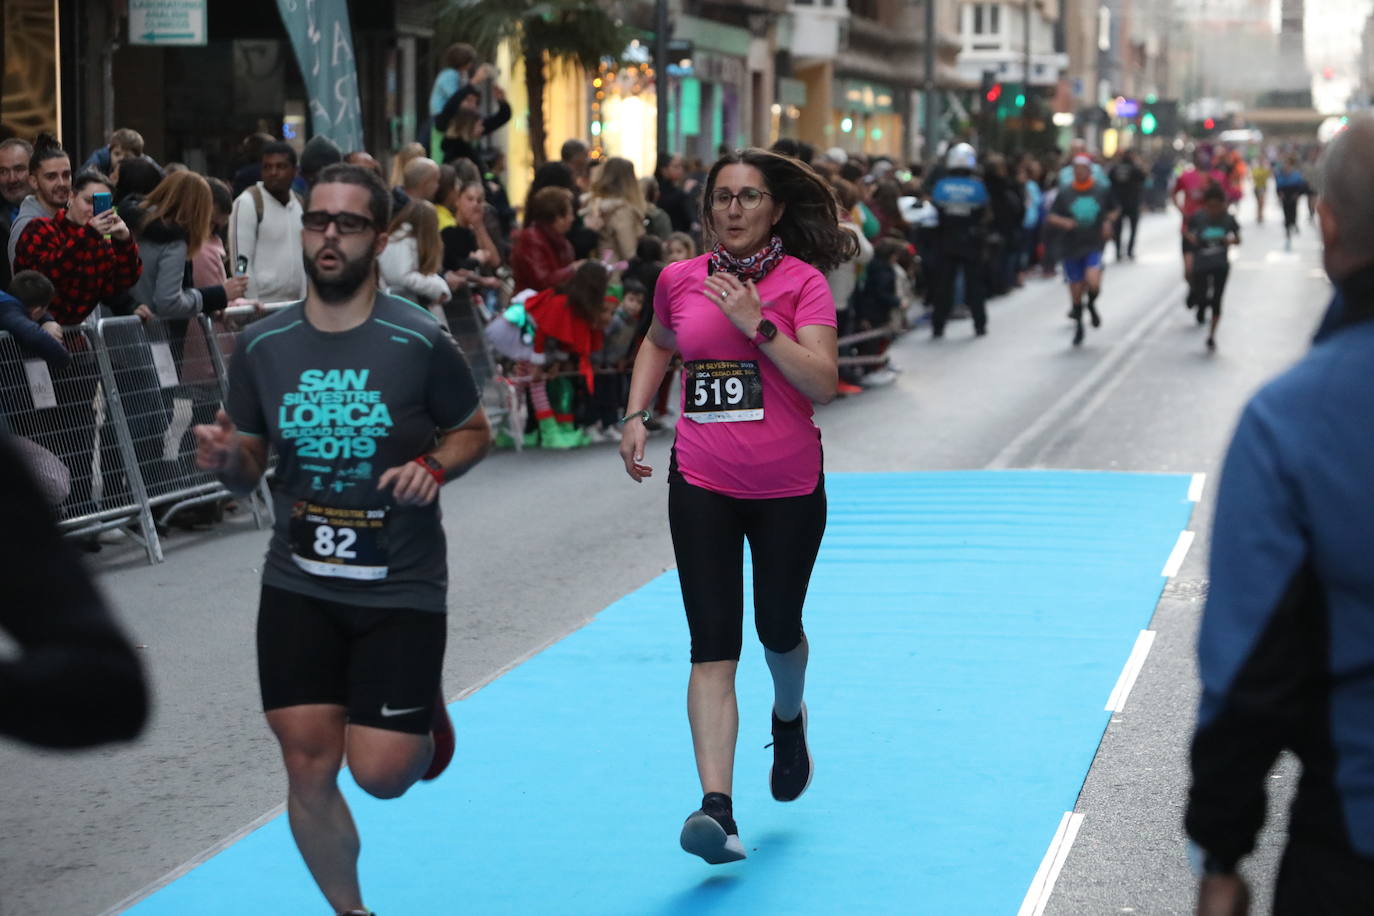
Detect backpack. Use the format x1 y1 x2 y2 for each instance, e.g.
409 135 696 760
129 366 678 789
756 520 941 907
247 184 305 223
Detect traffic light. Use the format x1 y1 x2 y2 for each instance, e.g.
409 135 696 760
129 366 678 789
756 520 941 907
1203 117 1215 130
987 83 1003 104
1141 111 1158 135
1014 92 1026 108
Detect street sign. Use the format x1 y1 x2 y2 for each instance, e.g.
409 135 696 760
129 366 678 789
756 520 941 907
129 0 207 46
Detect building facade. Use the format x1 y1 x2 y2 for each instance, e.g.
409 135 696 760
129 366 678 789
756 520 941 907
781 0 965 162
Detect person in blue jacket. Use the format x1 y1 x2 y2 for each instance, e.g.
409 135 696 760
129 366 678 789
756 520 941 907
929 142 990 338
0 270 67 370
1186 116 1374 916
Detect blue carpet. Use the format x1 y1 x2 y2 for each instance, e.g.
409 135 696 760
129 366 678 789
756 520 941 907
125 470 1194 916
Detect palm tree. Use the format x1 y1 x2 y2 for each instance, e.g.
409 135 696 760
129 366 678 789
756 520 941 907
439 0 637 165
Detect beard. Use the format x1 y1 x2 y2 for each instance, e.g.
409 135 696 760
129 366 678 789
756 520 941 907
303 246 375 303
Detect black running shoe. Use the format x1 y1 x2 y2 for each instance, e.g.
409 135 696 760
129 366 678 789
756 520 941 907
1087 302 1101 328
1073 322 1085 347
680 793 746 864
1207 336 1216 351
769 704 813 802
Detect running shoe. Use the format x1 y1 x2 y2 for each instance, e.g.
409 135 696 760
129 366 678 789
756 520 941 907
1207 337 1216 351
836 381 865 396
680 793 746 864
1087 302 1101 328
422 689 454 781
769 704 813 802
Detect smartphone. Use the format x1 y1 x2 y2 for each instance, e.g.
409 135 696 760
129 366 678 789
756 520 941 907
92 191 113 216
235 255 249 276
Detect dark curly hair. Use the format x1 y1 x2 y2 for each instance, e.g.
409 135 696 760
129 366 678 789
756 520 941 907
703 148 858 273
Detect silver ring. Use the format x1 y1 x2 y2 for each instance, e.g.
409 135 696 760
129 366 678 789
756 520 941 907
720 290 728 301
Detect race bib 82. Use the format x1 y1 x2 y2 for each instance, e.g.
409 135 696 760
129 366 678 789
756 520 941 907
289 502 390 581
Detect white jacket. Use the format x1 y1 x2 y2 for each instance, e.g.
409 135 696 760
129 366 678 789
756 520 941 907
227 183 306 303
378 227 450 305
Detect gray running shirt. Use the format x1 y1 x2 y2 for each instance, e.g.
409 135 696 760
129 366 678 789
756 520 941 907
226 294 480 612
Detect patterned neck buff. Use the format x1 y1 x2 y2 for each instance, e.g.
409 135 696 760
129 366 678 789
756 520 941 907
709 235 786 284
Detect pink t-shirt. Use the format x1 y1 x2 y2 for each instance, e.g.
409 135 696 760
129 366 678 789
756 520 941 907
654 253 837 499
1173 168 1228 226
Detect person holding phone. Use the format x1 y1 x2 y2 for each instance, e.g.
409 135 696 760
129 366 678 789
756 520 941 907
130 171 249 319
13 170 142 326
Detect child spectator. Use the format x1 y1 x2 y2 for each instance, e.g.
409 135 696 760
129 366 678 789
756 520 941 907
485 261 612 449
584 279 644 442
192 177 234 289
0 270 67 370
379 198 455 309
664 231 696 263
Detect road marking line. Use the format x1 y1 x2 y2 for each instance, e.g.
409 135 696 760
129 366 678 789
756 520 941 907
986 282 1185 469
1188 473 1206 502
1161 530 1195 578
1105 630 1157 712
1018 812 1085 916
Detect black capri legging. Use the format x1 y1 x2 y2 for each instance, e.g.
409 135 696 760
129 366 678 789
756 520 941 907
668 472 827 664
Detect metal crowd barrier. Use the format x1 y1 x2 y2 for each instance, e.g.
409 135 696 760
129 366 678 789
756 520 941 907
0 297 514 563
0 326 162 562
0 310 282 564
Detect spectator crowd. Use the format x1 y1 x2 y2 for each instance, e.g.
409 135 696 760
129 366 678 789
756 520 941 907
0 40 1322 543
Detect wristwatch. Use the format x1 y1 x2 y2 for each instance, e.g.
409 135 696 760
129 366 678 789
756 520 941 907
414 454 445 485
752 318 779 346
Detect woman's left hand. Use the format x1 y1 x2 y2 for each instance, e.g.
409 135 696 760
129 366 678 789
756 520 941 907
91 210 130 241
703 272 763 338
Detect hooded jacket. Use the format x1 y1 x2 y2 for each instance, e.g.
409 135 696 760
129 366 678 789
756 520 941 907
6 195 55 271
128 219 228 319
583 196 644 263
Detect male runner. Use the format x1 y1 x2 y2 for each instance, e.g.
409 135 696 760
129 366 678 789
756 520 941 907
1171 150 1227 309
1048 156 1118 347
194 163 490 916
1185 186 1241 351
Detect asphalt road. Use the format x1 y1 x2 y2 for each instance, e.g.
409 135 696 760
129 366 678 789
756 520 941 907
0 200 1330 916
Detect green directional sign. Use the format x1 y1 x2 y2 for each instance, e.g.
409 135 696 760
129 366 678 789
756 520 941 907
129 0 207 46
275 0 365 154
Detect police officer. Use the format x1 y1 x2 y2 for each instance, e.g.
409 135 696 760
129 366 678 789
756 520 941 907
929 143 990 339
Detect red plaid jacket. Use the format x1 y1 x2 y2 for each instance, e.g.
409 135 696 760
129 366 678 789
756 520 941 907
13 211 142 326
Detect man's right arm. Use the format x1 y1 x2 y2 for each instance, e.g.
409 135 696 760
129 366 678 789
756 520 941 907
207 332 271 495
0 298 68 369
1186 400 1314 871
228 195 257 293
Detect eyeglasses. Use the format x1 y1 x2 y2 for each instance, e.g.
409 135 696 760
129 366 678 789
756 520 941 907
709 187 773 211
301 210 376 234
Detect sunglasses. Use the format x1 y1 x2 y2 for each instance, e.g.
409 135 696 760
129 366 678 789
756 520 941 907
301 210 377 234
709 187 773 211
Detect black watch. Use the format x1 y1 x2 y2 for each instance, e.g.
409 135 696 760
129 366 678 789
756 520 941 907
752 318 778 346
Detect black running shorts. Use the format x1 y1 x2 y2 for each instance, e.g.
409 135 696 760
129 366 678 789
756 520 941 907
256 584 446 735
668 464 827 664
